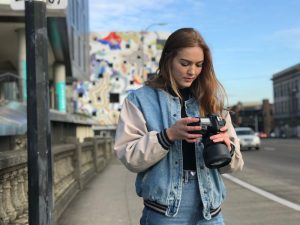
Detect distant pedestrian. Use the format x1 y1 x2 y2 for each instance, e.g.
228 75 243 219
114 28 244 225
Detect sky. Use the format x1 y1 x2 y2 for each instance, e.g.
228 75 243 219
89 0 300 105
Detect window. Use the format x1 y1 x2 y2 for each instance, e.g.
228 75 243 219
75 0 79 28
72 0 75 24
78 37 81 66
71 27 75 60
83 43 87 72
235 129 255 135
109 93 119 103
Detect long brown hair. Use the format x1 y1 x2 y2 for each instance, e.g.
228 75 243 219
145 28 227 116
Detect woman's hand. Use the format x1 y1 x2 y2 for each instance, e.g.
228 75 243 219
166 117 202 143
209 125 232 151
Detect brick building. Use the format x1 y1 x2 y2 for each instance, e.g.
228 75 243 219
230 99 273 135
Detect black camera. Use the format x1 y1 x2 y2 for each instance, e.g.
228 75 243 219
188 114 232 169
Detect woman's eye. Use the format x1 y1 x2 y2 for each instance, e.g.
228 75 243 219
181 62 189 66
196 64 203 68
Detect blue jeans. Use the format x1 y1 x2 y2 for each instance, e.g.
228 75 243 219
140 170 225 225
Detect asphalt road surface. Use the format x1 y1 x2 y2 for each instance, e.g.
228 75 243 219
232 138 300 204
222 138 300 225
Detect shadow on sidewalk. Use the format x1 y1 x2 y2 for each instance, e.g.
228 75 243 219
58 156 143 225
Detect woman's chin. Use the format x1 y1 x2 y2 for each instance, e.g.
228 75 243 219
178 83 192 88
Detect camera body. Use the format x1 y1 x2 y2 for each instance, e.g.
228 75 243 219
188 114 232 169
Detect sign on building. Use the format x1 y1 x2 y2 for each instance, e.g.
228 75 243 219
11 0 68 10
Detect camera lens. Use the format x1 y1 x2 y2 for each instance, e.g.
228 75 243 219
203 142 232 169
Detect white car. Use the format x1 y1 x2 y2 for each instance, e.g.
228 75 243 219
235 127 261 150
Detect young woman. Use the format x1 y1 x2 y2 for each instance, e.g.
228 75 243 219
114 28 244 225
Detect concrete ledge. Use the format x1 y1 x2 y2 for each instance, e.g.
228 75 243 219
0 150 26 170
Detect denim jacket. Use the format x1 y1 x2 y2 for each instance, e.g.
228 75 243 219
114 85 244 220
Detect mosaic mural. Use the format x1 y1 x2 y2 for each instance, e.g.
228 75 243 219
75 31 169 126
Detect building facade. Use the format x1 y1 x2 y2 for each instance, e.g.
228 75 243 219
74 31 170 126
0 3 98 224
0 0 91 148
0 0 90 113
66 0 90 82
230 99 273 135
272 63 300 137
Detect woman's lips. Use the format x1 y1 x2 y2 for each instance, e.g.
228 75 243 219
183 77 194 82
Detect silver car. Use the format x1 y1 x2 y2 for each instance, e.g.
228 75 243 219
235 127 261 150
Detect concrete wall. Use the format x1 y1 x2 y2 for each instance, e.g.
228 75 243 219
0 127 115 225
0 86 114 225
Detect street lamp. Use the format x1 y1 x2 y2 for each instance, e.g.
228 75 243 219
143 22 167 33
140 23 167 80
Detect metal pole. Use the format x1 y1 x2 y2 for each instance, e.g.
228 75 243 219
25 0 54 225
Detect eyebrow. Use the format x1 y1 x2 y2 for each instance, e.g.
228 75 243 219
180 59 204 64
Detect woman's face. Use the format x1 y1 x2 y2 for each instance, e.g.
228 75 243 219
171 46 204 89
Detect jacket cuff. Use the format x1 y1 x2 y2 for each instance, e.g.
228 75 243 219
157 129 174 150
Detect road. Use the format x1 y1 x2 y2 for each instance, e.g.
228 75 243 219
221 138 300 225
232 138 300 204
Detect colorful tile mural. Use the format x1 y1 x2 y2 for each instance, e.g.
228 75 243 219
75 31 169 126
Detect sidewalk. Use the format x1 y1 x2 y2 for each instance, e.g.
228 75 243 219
58 158 142 225
58 157 300 225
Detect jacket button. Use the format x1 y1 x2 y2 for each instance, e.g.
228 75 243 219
173 114 176 117
175 161 178 165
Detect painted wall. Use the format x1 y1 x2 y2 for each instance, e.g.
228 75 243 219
74 31 169 126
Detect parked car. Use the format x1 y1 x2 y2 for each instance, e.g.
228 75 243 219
235 127 261 150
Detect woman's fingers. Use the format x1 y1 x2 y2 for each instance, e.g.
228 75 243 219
210 132 231 150
182 117 200 125
168 117 203 142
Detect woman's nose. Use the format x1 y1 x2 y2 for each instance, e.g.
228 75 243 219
188 66 195 75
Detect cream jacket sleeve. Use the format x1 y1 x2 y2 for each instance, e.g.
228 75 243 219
219 111 244 174
114 98 169 173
